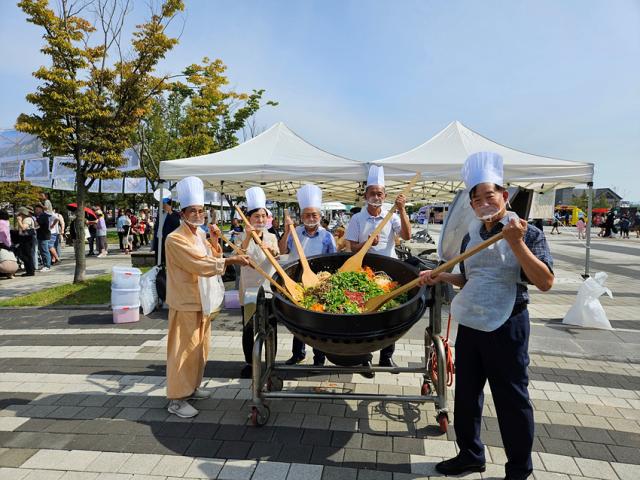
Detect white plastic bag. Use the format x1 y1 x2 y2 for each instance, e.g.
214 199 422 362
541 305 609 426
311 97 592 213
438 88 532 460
139 266 160 316
562 272 613 330
198 275 225 316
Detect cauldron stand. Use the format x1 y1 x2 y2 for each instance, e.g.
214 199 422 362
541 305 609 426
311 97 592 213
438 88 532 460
244 284 450 432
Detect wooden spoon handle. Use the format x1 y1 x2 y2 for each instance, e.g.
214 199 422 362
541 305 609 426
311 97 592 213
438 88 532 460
286 213 312 272
220 232 298 304
431 232 504 276
235 207 296 284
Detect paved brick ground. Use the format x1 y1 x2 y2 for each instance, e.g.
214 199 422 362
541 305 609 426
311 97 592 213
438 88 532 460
0 225 638 479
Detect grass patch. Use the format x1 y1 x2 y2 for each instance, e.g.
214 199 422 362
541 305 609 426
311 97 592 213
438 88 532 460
0 274 112 307
0 266 152 307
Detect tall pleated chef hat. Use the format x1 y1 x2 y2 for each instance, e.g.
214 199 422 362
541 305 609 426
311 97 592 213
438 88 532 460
367 165 385 187
176 176 204 208
245 186 266 211
297 184 322 210
461 152 504 191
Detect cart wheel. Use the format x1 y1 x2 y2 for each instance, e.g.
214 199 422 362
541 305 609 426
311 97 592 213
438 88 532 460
267 376 283 392
251 405 270 427
437 412 449 433
421 383 431 396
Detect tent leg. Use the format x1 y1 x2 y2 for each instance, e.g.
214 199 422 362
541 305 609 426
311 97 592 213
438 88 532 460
156 180 167 267
583 182 593 278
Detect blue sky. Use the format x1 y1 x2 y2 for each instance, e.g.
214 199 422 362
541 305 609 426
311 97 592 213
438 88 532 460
1 0 639 200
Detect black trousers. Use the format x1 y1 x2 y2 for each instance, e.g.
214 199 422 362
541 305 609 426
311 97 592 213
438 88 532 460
454 308 533 479
117 232 124 250
292 336 325 363
365 343 395 363
19 238 35 275
241 306 278 365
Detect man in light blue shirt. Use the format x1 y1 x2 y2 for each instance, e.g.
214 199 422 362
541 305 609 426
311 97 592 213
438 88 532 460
279 184 336 366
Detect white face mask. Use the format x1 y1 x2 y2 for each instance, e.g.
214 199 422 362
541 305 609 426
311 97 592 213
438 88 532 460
252 222 266 231
474 204 503 222
366 199 383 207
303 221 320 229
184 218 205 227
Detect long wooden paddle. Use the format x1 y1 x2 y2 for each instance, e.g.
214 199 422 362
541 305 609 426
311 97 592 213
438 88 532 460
220 232 301 305
286 212 320 288
235 207 304 302
362 231 505 312
338 173 420 273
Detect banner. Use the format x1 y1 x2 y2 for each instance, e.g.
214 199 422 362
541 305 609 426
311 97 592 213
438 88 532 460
86 179 99 193
52 156 76 178
100 178 123 194
30 179 53 189
0 158 22 181
53 177 75 191
23 157 51 181
120 147 141 172
124 177 148 193
0 130 41 159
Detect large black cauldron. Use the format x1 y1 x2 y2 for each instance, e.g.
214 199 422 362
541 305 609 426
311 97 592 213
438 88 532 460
272 252 429 365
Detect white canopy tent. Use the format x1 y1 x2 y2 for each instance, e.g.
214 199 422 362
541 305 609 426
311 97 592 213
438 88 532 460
159 122 368 203
370 121 594 200
158 120 595 275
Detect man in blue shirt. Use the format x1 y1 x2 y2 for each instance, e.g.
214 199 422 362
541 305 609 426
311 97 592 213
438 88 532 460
279 184 336 366
419 152 554 480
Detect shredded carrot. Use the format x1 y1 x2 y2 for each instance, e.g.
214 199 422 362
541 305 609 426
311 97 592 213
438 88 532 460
362 266 375 279
310 303 325 312
382 281 398 293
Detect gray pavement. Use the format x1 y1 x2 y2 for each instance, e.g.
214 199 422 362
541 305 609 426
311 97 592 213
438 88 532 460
0 223 639 479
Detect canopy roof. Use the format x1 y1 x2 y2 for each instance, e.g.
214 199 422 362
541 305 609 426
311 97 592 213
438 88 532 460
373 121 594 200
159 122 367 202
159 121 594 203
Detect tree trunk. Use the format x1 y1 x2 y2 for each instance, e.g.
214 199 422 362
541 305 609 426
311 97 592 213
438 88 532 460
73 173 87 283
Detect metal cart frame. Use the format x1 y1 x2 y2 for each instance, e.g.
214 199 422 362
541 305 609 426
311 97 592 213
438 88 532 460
244 283 451 432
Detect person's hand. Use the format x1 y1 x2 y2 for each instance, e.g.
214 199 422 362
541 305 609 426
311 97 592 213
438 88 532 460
226 255 251 267
418 270 441 286
394 193 406 211
502 218 527 247
245 223 255 234
208 224 221 239
370 234 380 246
284 215 294 231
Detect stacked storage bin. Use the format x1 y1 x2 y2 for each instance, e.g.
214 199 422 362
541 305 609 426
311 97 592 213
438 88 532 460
111 266 142 323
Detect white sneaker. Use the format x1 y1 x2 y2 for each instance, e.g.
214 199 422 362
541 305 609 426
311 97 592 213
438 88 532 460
167 400 199 418
189 388 211 400
41 267 51 272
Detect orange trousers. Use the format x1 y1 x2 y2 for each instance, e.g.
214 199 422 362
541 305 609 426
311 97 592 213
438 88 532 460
166 309 214 400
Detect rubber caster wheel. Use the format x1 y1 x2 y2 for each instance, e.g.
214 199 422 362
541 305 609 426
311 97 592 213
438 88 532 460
250 405 270 427
267 376 283 392
436 412 449 434
421 383 431 396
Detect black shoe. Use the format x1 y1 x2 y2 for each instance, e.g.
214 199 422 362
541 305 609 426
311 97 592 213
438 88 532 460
379 357 399 374
240 364 252 379
359 360 375 379
21 272 35 277
313 358 325 367
435 456 486 476
505 475 532 480
285 355 305 365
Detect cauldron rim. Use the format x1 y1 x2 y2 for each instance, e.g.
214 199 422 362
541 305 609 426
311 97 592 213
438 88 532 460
272 251 424 315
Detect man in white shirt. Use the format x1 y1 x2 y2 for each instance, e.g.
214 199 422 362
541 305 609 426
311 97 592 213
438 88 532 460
345 166 411 371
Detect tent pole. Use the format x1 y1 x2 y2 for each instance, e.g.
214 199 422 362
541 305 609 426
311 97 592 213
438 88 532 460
583 182 593 278
156 180 167 267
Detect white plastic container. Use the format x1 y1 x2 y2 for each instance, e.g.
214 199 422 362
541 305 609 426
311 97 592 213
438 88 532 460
112 266 142 290
113 305 140 324
111 287 141 307
224 290 241 309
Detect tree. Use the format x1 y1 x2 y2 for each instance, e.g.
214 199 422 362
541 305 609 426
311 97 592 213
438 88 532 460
137 57 277 186
570 191 589 212
0 181 43 223
16 0 184 282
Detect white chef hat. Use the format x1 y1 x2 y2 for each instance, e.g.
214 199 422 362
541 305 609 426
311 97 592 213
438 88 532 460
461 152 504 191
176 176 204 208
245 186 266 211
367 165 385 187
297 184 322 210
